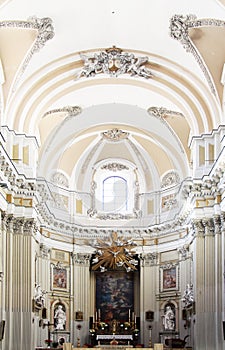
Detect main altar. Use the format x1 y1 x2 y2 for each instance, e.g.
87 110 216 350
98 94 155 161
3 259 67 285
89 318 139 347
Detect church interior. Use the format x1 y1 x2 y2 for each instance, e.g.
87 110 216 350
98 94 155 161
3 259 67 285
0 0 225 349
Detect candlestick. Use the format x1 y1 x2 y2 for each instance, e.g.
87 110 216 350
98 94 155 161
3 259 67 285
128 309 131 322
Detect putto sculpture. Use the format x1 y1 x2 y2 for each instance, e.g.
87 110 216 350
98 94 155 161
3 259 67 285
75 46 154 79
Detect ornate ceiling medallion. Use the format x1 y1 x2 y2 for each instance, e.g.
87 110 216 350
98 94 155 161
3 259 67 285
75 46 154 79
90 232 139 272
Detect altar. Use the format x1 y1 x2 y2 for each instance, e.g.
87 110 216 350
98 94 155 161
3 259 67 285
96 334 133 346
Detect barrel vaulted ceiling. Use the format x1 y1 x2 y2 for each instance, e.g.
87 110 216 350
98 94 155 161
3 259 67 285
0 0 225 229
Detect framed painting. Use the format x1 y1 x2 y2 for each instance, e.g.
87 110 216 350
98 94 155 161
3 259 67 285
75 311 84 321
160 264 179 292
51 263 69 292
96 271 134 322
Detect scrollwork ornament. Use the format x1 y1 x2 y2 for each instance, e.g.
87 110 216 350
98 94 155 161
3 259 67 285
101 163 129 172
202 218 214 236
0 17 54 90
170 14 197 50
24 219 37 236
213 215 221 235
27 16 55 52
40 243 51 258
178 245 189 259
13 218 25 235
169 14 225 95
143 252 158 266
72 253 91 265
102 128 129 142
191 219 204 237
75 47 154 79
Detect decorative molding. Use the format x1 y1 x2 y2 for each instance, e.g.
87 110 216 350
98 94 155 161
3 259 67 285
148 106 183 119
40 243 51 258
0 16 54 90
178 245 189 259
101 163 129 172
50 172 69 188
162 194 178 211
102 128 129 142
75 46 154 79
202 217 215 235
43 105 81 118
95 212 140 220
169 14 225 95
160 262 178 270
72 253 91 265
143 252 158 266
51 192 69 210
161 171 180 188
191 218 215 237
191 219 205 237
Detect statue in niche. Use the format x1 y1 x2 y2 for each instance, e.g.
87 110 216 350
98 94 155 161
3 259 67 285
54 304 66 330
162 304 175 331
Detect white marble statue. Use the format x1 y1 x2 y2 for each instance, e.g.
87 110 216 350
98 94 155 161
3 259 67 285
54 305 66 330
163 305 175 331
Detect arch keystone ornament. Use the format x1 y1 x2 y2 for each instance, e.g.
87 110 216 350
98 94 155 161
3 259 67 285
75 46 154 79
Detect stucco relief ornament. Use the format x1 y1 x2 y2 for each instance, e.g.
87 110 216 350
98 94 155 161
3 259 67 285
102 128 129 142
0 17 54 91
75 46 154 79
169 14 225 95
101 163 129 171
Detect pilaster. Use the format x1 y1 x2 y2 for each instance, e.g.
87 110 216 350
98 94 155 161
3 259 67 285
1 214 37 350
72 253 91 346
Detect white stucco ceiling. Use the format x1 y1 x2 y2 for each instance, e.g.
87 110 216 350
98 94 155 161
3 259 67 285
0 0 224 204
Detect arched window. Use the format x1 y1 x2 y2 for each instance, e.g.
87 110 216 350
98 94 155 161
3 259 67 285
102 176 127 212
